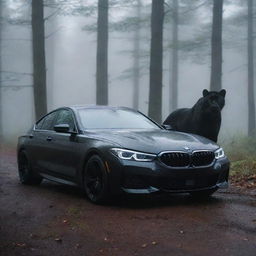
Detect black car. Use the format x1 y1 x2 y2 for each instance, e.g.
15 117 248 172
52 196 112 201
17 106 230 203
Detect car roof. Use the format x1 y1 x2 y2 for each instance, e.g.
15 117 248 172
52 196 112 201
69 105 136 112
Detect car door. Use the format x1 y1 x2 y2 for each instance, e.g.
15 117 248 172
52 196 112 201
46 109 81 179
27 111 59 173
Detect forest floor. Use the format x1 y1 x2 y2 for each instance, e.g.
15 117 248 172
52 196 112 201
0 144 256 256
223 135 256 193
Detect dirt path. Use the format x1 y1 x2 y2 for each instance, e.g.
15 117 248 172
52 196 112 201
0 148 256 256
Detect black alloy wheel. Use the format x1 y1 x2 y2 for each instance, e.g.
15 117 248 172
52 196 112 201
83 155 109 204
18 151 42 185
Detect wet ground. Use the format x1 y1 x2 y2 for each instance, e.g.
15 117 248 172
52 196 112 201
0 148 256 256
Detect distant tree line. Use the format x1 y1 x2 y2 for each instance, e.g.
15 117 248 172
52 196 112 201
0 0 255 137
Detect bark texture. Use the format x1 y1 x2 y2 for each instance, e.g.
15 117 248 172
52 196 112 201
247 0 256 136
169 0 178 112
210 0 223 91
132 0 141 110
148 0 164 123
0 0 2 139
32 0 47 120
96 0 108 105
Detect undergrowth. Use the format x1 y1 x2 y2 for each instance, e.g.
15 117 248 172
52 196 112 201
221 135 256 188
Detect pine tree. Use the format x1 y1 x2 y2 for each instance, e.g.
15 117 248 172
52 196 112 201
96 0 109 105
148 0 164 123
32 0 47 120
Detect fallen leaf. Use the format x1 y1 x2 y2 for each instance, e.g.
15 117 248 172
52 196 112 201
16 243 26 247
141 243 147 248
54 238 62 243
152 241 157 245
75 243 81 249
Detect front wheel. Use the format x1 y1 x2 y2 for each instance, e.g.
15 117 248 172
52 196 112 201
83 155 110 204
18 151 42 185
190 188 217 198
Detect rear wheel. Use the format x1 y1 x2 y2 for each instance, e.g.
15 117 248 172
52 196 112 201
18 151 42 185
190 188 217 198
83 155 110 204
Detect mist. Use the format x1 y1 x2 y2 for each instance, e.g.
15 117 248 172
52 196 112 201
0 0 254 142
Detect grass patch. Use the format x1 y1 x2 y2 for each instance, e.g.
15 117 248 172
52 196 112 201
222 135 256 188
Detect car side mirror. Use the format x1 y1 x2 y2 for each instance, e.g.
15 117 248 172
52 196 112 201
54 124 70 133
162 124 173 130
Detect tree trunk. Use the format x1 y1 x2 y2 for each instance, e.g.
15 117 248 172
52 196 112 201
247 0 256 136
132 0 141 110
96 0 108 105
148 0 164 123
169 0 178 112
32 0 47 120
0 0 2 140
210 0 223 91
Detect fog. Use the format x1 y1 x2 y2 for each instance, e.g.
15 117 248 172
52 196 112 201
0 0 254 142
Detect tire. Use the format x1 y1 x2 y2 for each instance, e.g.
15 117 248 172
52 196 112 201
83 155 110 204
18 151 42 185
190 188 217 198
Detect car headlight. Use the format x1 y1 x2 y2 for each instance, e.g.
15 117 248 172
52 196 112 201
215 147 225 159
111 148 156 162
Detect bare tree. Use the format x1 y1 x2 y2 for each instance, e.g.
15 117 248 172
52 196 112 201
148 0 164 123
96 0 108 105
132 0 142 110
247 0 255 136
32 0 47 120
0 0 3 139
169 0 178 112
210 0 223 91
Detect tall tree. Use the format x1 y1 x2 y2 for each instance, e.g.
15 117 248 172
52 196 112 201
32 0 47 120
210 0 223 91
169 0 179 112
0 0 3 140
247 0 255 136
132 0 142 110
96 0 108 105
148 0 164 123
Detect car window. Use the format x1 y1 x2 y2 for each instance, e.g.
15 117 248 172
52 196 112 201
54 109 75 131
78 108 161 129
37 111 58 131
36 118 45 129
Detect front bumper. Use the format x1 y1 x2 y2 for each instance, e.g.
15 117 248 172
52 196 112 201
107 156 230 194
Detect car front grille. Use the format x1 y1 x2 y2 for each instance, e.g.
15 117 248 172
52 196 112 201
191 151 215 166
159 152 190 167
159 151 215 168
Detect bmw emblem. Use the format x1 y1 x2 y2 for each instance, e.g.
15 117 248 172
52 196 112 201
184 146 190 151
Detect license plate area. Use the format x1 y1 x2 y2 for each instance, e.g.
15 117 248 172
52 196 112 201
185 179 195 186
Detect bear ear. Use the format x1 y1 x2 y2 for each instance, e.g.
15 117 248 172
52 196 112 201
203 89 209 97
219 89 226 98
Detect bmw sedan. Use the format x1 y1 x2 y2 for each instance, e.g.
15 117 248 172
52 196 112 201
17 106 230 203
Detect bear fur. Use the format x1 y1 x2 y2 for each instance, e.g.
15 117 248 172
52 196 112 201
163 89 226 142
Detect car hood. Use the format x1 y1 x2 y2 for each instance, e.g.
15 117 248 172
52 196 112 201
84 129 219 154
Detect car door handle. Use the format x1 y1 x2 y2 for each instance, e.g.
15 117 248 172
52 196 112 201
29 134 34 139
46 136 52 141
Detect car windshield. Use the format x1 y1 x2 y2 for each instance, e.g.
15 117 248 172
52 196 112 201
78 108 161 129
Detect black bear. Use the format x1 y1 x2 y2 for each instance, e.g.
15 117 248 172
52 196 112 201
163 89 226 142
